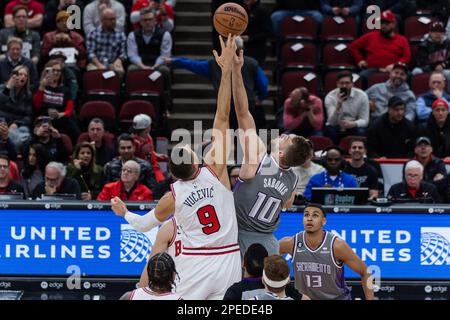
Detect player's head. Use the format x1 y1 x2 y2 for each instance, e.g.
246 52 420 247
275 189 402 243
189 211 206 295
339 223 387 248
303 203 326 233
262 255 291 294
271 134 312 168
243 243 268 277
169 145 200 180
146 252 178 293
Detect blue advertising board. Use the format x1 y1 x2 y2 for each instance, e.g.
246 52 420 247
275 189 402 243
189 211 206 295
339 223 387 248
0 208 449 280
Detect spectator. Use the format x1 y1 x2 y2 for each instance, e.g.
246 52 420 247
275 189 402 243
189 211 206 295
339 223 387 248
22 116 69 163
33 60 80 144
414 21 450 92
130 0 174 32
0 65 33 149
303 146 358 201
343 137 379 199
365 62 416 123
43 0 85 33
41 10 88 73
66 142 105 201
0 154 24 197
349 10 410 84
85 118 116 166
283 87 324 137
0 6 40 65
86 8 126 80
19 143 50 198
31 161 81 200
47 51 79 101
388 160 441 203
0 37 38 91
320 1 363 24
4 0 44 30
420 99 450 159
0 119 18 161
97 159 153 201
83 0 126 35
228 165 241 190
416 72 450 124
104 133 157 190
241 0 272 66
367 96 416 158
324 70 369 144
131 114 166 183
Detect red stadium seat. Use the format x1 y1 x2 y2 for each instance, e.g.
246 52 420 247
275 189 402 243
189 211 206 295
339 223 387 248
404 16 435 43
322 43 356 70
323 71 362 94
281 42 317 70
367 72 390 88
119 100 156 132
78 101 116 132
307 135 333 151
281 16 317 41
77 132 116 148
83 70 121 106
411 73 431 96
281 71 320 99
126 69 164 115
321 16 357 42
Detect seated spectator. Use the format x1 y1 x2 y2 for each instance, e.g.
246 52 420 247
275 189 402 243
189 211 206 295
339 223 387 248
320 0 363 25
0 6 40 65
0 154 24 197
324 70 369 144
343 137 379 199
31 161 81 199
104 133 157 190
349 10 410 84
223 243 302 300
83 0 126 35
47 51 79 101
365 62 416 123
367 96 416 158
43 0 85 33
33 60 80 144
41 10 87 73
130 0 174 32
388 160 441 203
0 65 33 149
228 165 241 190
303 146 358 201
66 142 105 201
419 99 450 159
364 1 413 27
0 37 38 91
86 8 126 80
19 143 50 198
283 87 324 137
86 118 116 166
0 120 18 161
413 21 450 92
21 116 69 163
4 0 44 30
416 72 450 124
97 159 153 201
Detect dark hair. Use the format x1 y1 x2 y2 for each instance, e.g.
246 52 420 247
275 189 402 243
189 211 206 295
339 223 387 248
244 243 268 277
89 117 105 128
283 136 313 167
263 255 290 294
322 145 344 157
146 253 177 292
0 154 10 164
304 202 327 217
72 142 96 171
169 146 196 180
12 5 28 17
349 136 367 149
118 133 133 144
336 70 353 81
21 143 51 179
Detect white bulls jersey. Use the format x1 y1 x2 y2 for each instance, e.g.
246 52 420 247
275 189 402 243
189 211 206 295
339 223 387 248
129 287 182 300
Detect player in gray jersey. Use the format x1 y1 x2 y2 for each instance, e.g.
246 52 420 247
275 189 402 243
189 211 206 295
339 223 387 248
280 203 374 300
231 46 312 256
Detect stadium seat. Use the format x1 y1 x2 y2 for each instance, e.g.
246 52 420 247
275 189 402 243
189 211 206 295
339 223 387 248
322 43 356 71
77 132 116 148
83 70 121 107
281 16 317 41
281 42 317 70
126 69 164 113
339 135 365 155
411 73 431 96
307 135 333 151
60 133 73 156
404 16 435 43
78 101 116 132
281 71 320 100
119 100 156 132
321 16 357 42
367 72 390 88
323 71 362 94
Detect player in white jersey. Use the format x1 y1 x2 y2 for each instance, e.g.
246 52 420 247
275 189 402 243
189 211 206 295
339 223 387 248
112 34 241 300
121 253 183 300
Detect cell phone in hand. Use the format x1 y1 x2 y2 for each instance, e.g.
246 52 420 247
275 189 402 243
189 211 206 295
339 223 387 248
339 87 348 97
0 117 6 124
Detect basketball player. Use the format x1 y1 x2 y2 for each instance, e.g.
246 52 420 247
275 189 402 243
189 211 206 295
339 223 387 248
231 46 312 256
112 34 241 300
120 253 182 300
279 203 374 300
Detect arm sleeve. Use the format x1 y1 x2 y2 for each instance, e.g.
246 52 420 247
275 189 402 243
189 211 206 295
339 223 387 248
348 34 368 63
155 32 173 66
64 100 75 117
415 97 431 121
310 96 324 131
86 30 97 60
255 66 269 100
96 186 110 201
127 32 142 66
324 92 339 125
320 0 333 14
171 58 210 78
124 209 162 232
355 92 369 128
399 37 411 65
405 95 417 122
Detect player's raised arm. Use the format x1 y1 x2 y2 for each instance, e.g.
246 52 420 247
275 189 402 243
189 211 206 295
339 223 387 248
204 34 234 188
110 192 175 232
279 236 295 255
333 238 375 300
232 46 266 180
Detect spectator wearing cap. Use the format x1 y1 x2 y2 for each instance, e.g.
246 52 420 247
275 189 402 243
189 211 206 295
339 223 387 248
416 72 450 124
0 154 24 198
4 0 44 30
419 99 450 158
349 10 410 84
131 114 167 183
414 21 450 91
324 70 369 144
97 159 153 201
367 96 416 158
43 0 85 33
388 160 441 203
46 50 79 101
86 118 116 166
83 0 126 35
0 6 41 65
365 62 416 123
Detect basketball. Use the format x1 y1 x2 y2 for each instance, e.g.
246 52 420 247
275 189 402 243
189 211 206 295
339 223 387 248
213 2 248 37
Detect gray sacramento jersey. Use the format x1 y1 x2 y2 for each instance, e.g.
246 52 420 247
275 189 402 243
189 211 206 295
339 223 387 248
251 292 293 300
233 153 298 233
292 231 351 300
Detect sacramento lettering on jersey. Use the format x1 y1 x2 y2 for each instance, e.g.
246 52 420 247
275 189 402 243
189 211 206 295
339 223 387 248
263 178 288 196
296 262 332 275
183 187 214 207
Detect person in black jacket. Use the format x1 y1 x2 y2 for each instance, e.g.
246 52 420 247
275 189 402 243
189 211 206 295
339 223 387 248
420 99 450 159
388 160 441 203
367 96 416 158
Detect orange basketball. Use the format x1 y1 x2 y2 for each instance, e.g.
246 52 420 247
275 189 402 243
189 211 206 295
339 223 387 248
213 2 248 37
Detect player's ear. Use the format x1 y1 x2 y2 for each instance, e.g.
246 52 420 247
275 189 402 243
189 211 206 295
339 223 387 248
322 217 327 227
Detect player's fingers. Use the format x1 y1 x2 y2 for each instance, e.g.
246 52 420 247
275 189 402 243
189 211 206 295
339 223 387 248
219 35 225 50
239 49 244 60
226 33 232 47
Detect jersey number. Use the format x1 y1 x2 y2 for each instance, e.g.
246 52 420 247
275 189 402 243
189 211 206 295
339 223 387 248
196 205 221 235
248 192 282 223
305 275 322 288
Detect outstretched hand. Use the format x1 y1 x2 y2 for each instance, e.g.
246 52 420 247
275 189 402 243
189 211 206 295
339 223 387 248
212 33 236 71
233 48 244 70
